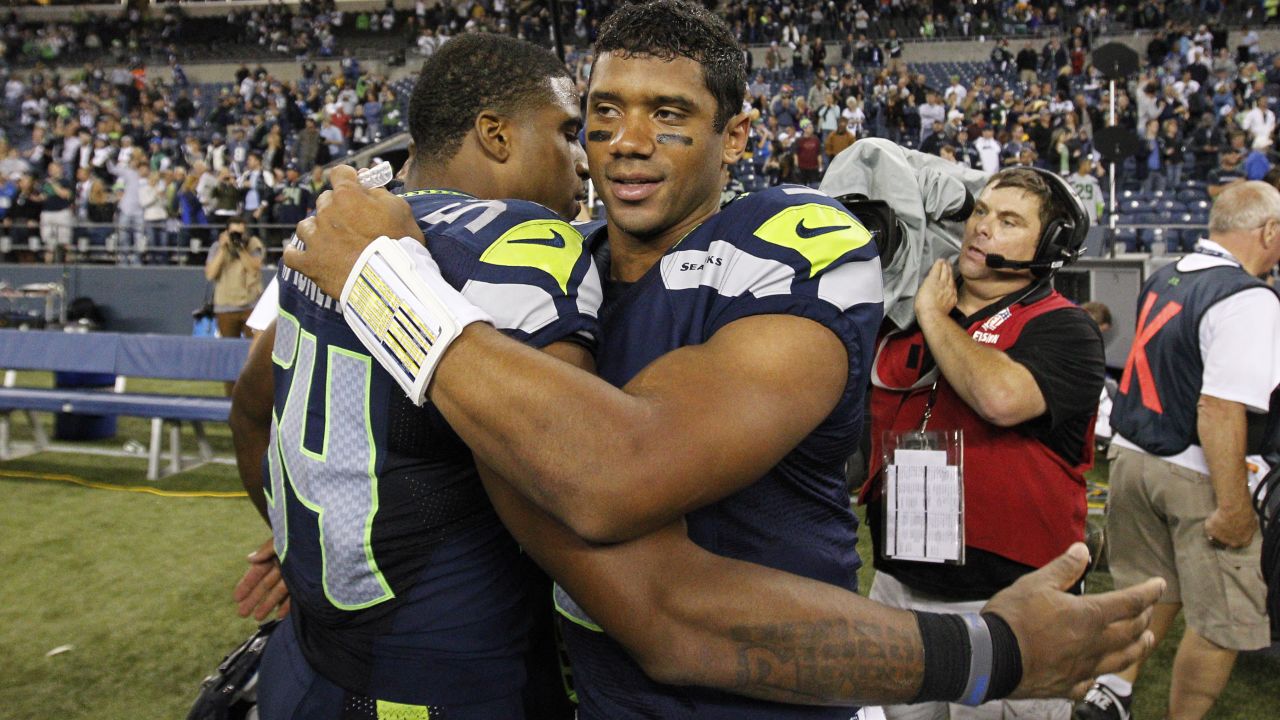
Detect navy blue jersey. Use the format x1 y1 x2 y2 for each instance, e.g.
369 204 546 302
267 189 600 707
558 185 883 719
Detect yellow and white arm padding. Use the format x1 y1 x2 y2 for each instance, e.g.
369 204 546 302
340 236 493 405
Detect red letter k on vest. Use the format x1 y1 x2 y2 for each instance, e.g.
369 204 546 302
1119 292 1183 414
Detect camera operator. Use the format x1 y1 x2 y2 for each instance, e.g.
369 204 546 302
204 216 264 345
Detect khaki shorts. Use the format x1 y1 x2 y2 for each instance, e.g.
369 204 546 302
1106 445 1269 651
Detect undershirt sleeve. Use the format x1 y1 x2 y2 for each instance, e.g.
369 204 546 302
1004 307 1107 433
1199 287 1280 412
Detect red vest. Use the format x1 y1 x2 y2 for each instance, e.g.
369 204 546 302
861 290 1091 569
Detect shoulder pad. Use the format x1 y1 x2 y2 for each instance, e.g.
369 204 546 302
711 185 876 279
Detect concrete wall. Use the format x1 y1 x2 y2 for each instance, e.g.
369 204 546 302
0 264 273 336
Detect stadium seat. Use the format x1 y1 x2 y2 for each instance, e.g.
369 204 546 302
1115 227 1140 252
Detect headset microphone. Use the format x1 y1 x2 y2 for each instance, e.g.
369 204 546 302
984 253 1064 272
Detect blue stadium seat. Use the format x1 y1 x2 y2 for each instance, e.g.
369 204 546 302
1115 227 1140 252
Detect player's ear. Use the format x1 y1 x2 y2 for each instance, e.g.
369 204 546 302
398 142 416 180
474 110 512 163
720 110 751 167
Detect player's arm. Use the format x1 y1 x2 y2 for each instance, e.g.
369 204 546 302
284 172 852 543
228 321 290 620
434 312 846 543
479 401 1163 704
913 259 1046 426
230 321 276 523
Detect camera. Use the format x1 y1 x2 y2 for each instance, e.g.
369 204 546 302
229 231 245 246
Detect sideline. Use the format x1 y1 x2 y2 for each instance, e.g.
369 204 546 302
0 468 247 499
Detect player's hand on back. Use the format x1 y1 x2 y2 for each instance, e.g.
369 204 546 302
983 542 1164 700
285 165 425 299
233 537 291 622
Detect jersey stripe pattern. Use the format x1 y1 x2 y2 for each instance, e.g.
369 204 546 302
268 189 599 707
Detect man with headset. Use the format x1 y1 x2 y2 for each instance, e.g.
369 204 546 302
860 166 1106 720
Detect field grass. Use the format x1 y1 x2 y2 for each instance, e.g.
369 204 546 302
1 373 1277 718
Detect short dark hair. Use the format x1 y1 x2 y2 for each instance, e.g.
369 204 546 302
409 33 571 166
988 167 1069 235
594 0 745 133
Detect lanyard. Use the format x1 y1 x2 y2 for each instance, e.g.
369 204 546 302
920 380 940 432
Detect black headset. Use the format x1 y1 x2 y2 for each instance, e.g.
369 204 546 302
984 166 1090 277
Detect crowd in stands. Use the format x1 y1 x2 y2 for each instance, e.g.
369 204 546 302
726 14 1279 252
0 0 1278 262
0 47 405 263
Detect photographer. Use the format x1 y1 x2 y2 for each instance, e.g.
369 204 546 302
204 216 264 345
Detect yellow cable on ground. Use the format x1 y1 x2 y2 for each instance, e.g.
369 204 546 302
0 468 247 499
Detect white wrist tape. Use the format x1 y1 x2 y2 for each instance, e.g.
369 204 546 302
340 236 492 405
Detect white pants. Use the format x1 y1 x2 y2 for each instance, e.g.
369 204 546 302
40 208 74 249
865 573 1072 720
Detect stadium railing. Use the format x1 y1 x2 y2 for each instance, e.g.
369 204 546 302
0 329 250 479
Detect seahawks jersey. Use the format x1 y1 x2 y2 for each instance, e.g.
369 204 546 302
267 189 601 707
558 185 883 719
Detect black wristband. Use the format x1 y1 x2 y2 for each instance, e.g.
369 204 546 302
982 612 1023 701
911 611 970 703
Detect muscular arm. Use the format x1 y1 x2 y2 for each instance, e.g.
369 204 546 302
479 345 1159 705
914 261 1046 426
474 340 923 704
229 321 291 620
230 321 276 523
1199 393 1257 547
431 313 848 543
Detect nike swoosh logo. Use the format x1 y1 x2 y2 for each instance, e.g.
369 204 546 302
795 219 851 238
507 229 566 249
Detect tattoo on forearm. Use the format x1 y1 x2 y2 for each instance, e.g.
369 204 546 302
656 133 694 146
586 130 613 142
727 619 922 704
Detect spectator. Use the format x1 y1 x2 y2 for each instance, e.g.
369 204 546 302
861 167 1103 720
209 166 241 220
1083 181 1280 720
204 215 264 356
1160 118 1186 188
1241 96 1276 148
1208 134 1248 197
974 125 1003 174
176 170 208 254
824 116 855 161
37 160 74 262
1067 158 1104 226
5 173 42 259
918 90 946 142
793 120 823 187
1245 136 1273 181
271 162 313 240
816 92 840 139
111 156 146 264
139 163 170 263
920 119 948 156
1016 41 1039 86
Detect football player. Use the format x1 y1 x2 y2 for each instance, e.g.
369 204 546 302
284 0 1163 717
229 34 594 720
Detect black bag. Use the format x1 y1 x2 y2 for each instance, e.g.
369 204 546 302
1255 462 1280 642
186 619 280 720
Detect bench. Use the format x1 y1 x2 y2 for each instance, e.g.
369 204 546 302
0 329 251 480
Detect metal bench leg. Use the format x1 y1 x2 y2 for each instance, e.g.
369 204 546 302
24 410 48 451
169 421 182 475
192 422 212 462
147 418 162 481
0 411 9 460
